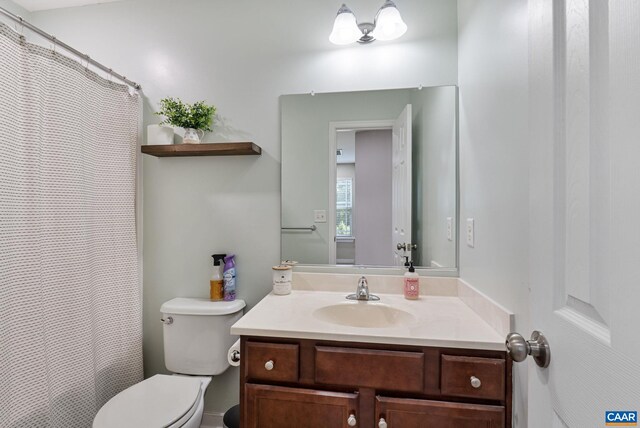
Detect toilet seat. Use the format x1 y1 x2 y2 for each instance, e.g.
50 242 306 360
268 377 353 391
93 375 204 428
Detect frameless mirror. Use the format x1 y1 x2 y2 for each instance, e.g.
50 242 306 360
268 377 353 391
281 86 457 271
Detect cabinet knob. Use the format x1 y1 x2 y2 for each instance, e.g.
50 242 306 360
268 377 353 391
378 417 388 428
264 360 274 371
347 413 357 426
470 376 482 389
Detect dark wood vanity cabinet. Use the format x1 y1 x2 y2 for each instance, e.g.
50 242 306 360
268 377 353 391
240 337 512 428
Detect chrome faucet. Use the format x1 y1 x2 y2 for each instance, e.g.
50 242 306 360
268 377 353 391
346 276 380 301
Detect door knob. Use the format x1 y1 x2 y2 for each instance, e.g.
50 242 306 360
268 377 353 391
397 243 417 251
347 414 357 426
506 330 550 368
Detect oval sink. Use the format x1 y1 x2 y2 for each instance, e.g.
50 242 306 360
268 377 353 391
312 302 415 328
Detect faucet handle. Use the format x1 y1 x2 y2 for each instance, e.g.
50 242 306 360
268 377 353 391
358 276 368 287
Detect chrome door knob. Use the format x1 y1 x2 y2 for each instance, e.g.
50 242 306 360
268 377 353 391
378 417 388 428
397 243 406 251
506 330 551 368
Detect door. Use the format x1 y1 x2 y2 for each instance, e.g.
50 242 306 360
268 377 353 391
528 1 640 427
392 104 412 266
244 384 359 428
376 396 504 428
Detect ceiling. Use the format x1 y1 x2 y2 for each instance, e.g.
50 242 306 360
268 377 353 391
11 0 124 12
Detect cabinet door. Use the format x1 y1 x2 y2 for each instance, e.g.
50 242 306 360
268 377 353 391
376 396 504 428
245 384 359 428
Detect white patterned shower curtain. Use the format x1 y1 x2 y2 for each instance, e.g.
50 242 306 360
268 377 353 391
0 23 143 428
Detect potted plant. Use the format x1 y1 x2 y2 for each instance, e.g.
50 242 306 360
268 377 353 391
156 97 217 144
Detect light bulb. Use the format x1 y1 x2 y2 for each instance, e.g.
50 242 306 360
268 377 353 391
329 4 363 45
371 1 407 41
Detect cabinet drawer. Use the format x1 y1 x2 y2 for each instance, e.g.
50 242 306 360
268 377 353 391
441 355 505 400
246 342 299 383
315 346 424 393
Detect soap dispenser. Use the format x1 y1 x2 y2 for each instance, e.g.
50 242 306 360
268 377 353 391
403 261 420 300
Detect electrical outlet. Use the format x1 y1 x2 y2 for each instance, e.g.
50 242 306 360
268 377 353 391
314 210 327 223
446 217 453 241
466 218 474 247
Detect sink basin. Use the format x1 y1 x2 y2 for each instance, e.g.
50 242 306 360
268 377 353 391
312 302 416 328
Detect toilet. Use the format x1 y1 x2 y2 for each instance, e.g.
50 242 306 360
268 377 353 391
93 298 245 428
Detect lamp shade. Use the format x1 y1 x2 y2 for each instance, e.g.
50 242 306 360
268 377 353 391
370 0 407 41
329 4 362 45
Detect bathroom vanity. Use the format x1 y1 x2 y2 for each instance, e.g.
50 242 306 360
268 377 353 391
231 275 513 428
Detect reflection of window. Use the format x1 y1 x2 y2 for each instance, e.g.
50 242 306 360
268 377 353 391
336 178 353 237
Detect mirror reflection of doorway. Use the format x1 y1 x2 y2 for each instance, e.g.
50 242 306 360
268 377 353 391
336 129 393 265
331 105 412 266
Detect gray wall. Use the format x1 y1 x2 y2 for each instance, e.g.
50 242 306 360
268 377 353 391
411 86 457 268
0 0 28 15
354 130 393 265
457 0 529 426
28 0 458 415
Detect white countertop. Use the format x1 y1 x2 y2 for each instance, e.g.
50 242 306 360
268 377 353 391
231 290 507 351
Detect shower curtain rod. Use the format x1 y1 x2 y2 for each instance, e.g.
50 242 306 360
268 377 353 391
0 5 141 89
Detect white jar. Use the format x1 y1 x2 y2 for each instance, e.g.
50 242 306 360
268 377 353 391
272 265 292 295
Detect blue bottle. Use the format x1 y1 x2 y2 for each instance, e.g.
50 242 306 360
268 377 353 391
223 254 236 301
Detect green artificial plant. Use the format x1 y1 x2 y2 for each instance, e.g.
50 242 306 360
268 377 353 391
156 97 217 131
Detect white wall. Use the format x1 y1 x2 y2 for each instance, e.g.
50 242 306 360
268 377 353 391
354 130 392 265
29 0 458 415
411 86 457 268
457 0 529 426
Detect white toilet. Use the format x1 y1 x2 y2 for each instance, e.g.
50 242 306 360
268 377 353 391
93 297 245 428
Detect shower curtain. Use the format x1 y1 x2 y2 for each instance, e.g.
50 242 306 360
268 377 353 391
0 23 143 428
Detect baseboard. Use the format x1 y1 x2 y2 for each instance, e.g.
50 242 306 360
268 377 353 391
200 411 224 428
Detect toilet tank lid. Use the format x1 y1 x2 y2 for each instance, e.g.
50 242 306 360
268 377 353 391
161 298 246 316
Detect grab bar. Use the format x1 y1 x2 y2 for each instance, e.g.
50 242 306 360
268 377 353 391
281 225 317 231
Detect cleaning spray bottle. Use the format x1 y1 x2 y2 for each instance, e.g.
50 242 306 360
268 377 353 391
210 254 226 301
223 254 236 301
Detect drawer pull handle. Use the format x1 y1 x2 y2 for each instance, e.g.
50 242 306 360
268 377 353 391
378 417 388 428
470 376 482 388
264 360 274 371
347 413 357 426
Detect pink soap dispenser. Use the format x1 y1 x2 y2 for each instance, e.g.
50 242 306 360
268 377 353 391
404 261 420 300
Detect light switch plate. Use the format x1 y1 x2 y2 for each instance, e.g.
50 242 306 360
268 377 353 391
466 218 474 247
314 210 327 223
446 217 453 241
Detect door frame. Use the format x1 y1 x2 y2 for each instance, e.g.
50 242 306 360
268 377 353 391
328 120 395 264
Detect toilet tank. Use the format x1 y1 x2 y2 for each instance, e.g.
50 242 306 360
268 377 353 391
160 298 245 375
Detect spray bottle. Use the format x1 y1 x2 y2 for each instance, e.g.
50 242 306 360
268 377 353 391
210 254 226 301
223 254 236 301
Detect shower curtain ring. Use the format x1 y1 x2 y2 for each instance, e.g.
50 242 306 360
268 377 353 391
17 17 25 41
51 36 57 54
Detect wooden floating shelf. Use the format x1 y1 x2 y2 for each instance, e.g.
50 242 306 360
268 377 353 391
141 142 261 157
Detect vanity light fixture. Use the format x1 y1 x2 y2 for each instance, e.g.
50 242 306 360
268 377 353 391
329 1 408 45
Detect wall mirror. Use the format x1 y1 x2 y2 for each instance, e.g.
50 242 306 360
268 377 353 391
281 86 458 273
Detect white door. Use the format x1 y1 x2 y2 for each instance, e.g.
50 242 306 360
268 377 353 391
527 1 640 427
392 105 412 266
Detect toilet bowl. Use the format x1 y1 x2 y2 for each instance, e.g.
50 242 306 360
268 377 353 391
93 375 210 428
93 298 245 428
